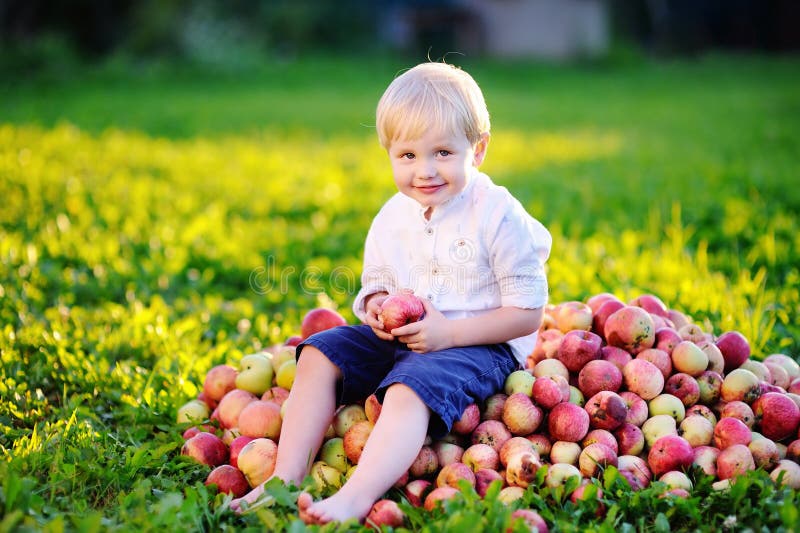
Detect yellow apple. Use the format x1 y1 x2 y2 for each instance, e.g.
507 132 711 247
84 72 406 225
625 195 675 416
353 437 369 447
236 353 274 395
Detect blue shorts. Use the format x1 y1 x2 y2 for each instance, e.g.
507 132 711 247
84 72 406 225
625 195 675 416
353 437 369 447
298 324 518 438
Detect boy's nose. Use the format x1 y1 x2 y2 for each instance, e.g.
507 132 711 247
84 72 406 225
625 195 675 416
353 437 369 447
416 159 436 179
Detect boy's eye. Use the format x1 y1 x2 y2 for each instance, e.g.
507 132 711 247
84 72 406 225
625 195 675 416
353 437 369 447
437 150 451 157
402 153 415 160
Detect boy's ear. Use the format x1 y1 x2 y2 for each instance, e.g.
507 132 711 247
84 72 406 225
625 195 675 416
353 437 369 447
472 133 490 167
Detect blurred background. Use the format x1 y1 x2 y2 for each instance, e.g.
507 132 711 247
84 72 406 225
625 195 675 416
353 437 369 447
2 0 799 73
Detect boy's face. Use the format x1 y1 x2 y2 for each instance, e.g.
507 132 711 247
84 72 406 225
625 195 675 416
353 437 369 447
387 128 488 218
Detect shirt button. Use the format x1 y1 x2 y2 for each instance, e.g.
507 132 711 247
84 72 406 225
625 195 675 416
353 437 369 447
427 294 433 300
425 227 434 235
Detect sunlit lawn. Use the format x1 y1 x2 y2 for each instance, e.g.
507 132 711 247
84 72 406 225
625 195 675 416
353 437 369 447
1 53 799 531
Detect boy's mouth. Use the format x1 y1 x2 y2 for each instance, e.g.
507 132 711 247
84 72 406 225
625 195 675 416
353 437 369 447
416 184 444 194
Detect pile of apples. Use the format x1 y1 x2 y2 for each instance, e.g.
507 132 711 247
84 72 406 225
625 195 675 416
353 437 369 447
176 293 800 531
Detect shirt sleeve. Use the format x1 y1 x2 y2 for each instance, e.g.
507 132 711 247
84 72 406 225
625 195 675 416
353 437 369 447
485 197 551 310
352 217 399 322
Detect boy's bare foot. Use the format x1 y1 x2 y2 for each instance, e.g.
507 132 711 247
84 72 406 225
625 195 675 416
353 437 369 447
297 491 373 526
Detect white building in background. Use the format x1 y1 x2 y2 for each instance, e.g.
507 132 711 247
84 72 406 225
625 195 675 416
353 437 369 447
380 0 610 60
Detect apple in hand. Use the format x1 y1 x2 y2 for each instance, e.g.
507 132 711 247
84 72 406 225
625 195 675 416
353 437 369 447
235 353 274 396
379 292 425 332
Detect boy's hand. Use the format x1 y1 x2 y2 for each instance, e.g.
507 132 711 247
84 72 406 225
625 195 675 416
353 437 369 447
364 292 395 341
391 298 453 353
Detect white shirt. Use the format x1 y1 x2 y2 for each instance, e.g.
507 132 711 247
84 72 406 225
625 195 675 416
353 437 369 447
352 169 552 365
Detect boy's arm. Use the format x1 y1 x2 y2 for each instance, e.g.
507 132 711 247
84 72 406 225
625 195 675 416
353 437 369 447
391 300 543 354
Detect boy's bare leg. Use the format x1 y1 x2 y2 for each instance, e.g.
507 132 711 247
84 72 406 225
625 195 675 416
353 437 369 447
298 383 430 525
231 346 340 512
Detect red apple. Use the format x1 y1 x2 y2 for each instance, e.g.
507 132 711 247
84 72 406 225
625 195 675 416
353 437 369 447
614 423 645 456
502 392 544 437
462 443 500 472
647 435 693 477
505 451 541 488
343 420 374 464
636 348 672 379
622 359 664 400
379 292 425 332
471 420 512 453
237 437 278 488
578 442 617 478
584 391 628 431
203 365 239 403
654 327 682 355
301 307 347 339
205 464 250 498
229 435 256 469
432 441 464 468
716 443 755 480
261 386 290 406
601 345 632 370
713 417 752 449
719 400 754 428
481 393 507 421
403 479 432 506
587 292 621 313
216 389 258 429
592 299 625 337
617 455 652 490
500 436 537 467
452 403 481 435
181 431 228 467
629 294 669 318
752 391 800 441
604 305 656 355
664 373 700 407
531 374 570 409
508 509 549 533
238 400 282 440
363 393 382 425
556 330 602 372
409 445 439 478
436 462 476 489
620 391 649 426
423 486 459 511
578 359 623 398
692 445 720 477
474 468 504 498
365 499 405 529
528 328 564 365
582 429 618 454
715 330 751 373
548 402 590 442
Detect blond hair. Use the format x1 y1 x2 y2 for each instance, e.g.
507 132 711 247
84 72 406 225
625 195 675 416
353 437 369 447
376 62 490 149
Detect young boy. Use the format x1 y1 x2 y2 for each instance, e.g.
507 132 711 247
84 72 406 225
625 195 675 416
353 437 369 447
231 62 552 524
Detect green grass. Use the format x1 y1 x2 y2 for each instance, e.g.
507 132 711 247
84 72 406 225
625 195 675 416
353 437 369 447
1 53 799 531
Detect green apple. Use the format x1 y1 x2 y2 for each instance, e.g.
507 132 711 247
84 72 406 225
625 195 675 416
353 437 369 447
311 460 343 492
320 437 349 473
503 370 535 396
236 353 274 395
648 393 686 422
177 399 210 424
